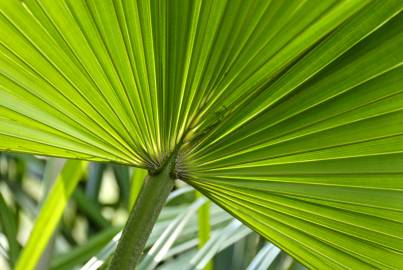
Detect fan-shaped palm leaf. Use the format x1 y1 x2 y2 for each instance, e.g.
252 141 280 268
1 0 402 269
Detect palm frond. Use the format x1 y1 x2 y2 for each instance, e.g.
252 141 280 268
1 1 402 268
16 160 86 270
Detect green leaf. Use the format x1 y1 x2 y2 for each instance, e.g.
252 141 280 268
50 226 120 270
246 243 280 270
129 168 148 209
1 0 403 268
138 198 206 270
15 160 87 270
73 188 110 229
85 163 106 203
35 158 64 270
185 220 252 270
196 191 212 270
0 190 19 267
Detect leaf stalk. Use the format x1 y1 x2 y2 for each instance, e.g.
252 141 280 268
108 157 176 269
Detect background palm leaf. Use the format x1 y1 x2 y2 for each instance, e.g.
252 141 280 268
1 0 402 269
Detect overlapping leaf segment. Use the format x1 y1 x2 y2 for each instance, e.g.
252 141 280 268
1 1 402 269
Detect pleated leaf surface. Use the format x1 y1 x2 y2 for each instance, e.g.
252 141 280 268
1 0 402 269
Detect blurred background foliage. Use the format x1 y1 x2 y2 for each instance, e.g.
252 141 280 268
0 153 306 270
